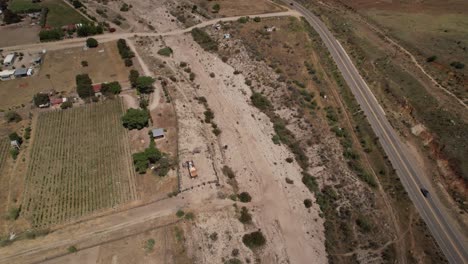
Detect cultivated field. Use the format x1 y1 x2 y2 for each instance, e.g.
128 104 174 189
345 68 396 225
0 41 131 109
0 138 9 174
21 99 138 227
9 0 87 27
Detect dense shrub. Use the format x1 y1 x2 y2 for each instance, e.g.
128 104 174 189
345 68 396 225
101 81 122 95
426 55 437 62
61 101 73 109
157 47 173 56
75 74 94 98
191 28 218 51
33 93 50 107
5 111 22 123
129 69 140 87
39 28 64 41
135 76 155 94
72 0 83 8
250 92 271 111
122 108 149 130
450 61 465 69
77 23 103 37
242 230 266 249
302 171 318 193
239 206 252 224
303 199 312 208
117 39 135 59
238 192 252 203
86 38 98 48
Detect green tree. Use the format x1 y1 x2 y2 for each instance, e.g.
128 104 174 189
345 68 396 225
238 192 252 203
157 47 173 56
145 144 162 163
86 38 99 48
9 132 23 145
61 101 73 109
136 76 155 94
39 28 64 41
77 23 103 37
75 74 94 98
129 70 140 88
122 108 149 129
101 81 122 95
33 93 50 107
133 152 149 173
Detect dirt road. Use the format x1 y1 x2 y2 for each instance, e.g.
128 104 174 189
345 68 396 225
1 11 299 53
0 188 228 264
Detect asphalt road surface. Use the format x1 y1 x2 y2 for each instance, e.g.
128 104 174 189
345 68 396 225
283 1 468 263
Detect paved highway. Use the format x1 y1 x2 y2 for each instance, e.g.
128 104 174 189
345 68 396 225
283 1 468 263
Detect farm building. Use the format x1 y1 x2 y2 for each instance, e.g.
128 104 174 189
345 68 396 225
0 70 15 80
51 98 67 106
151 128 165 139
14 68 29 78
93 83 102 96
32 56 42 65
3 54 16 66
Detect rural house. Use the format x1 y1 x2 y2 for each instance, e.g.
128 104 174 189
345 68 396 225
151 128 165 140
14 68 29 78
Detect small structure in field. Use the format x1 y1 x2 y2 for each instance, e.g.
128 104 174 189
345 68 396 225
186 160 198 178
3 54 16 66
151 128 165 140
0 70 15 80
223 33 231 39
32 56 43 65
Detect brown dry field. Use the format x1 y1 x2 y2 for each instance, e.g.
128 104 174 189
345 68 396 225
0 22 40 48
0 41 131 110
192 0 285 17
41 220 192 264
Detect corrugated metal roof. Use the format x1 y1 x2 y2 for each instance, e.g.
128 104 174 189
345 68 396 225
151 128 165 138
14 68 28 75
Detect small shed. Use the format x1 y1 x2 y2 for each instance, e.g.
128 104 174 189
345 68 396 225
51 98 63 105
10 140 20 150
3 54 16 66
32 56 42 65
151 128 165 139
14 68 29 78
0 70 15 80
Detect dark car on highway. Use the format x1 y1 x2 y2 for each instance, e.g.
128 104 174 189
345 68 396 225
420 188 429 198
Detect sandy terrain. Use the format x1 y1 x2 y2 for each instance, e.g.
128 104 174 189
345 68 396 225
152 33 327 263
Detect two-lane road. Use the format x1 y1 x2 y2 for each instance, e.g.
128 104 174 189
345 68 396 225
284 1 468 263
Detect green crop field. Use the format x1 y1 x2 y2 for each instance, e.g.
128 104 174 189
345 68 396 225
10 0 88 27
21 99 138 227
